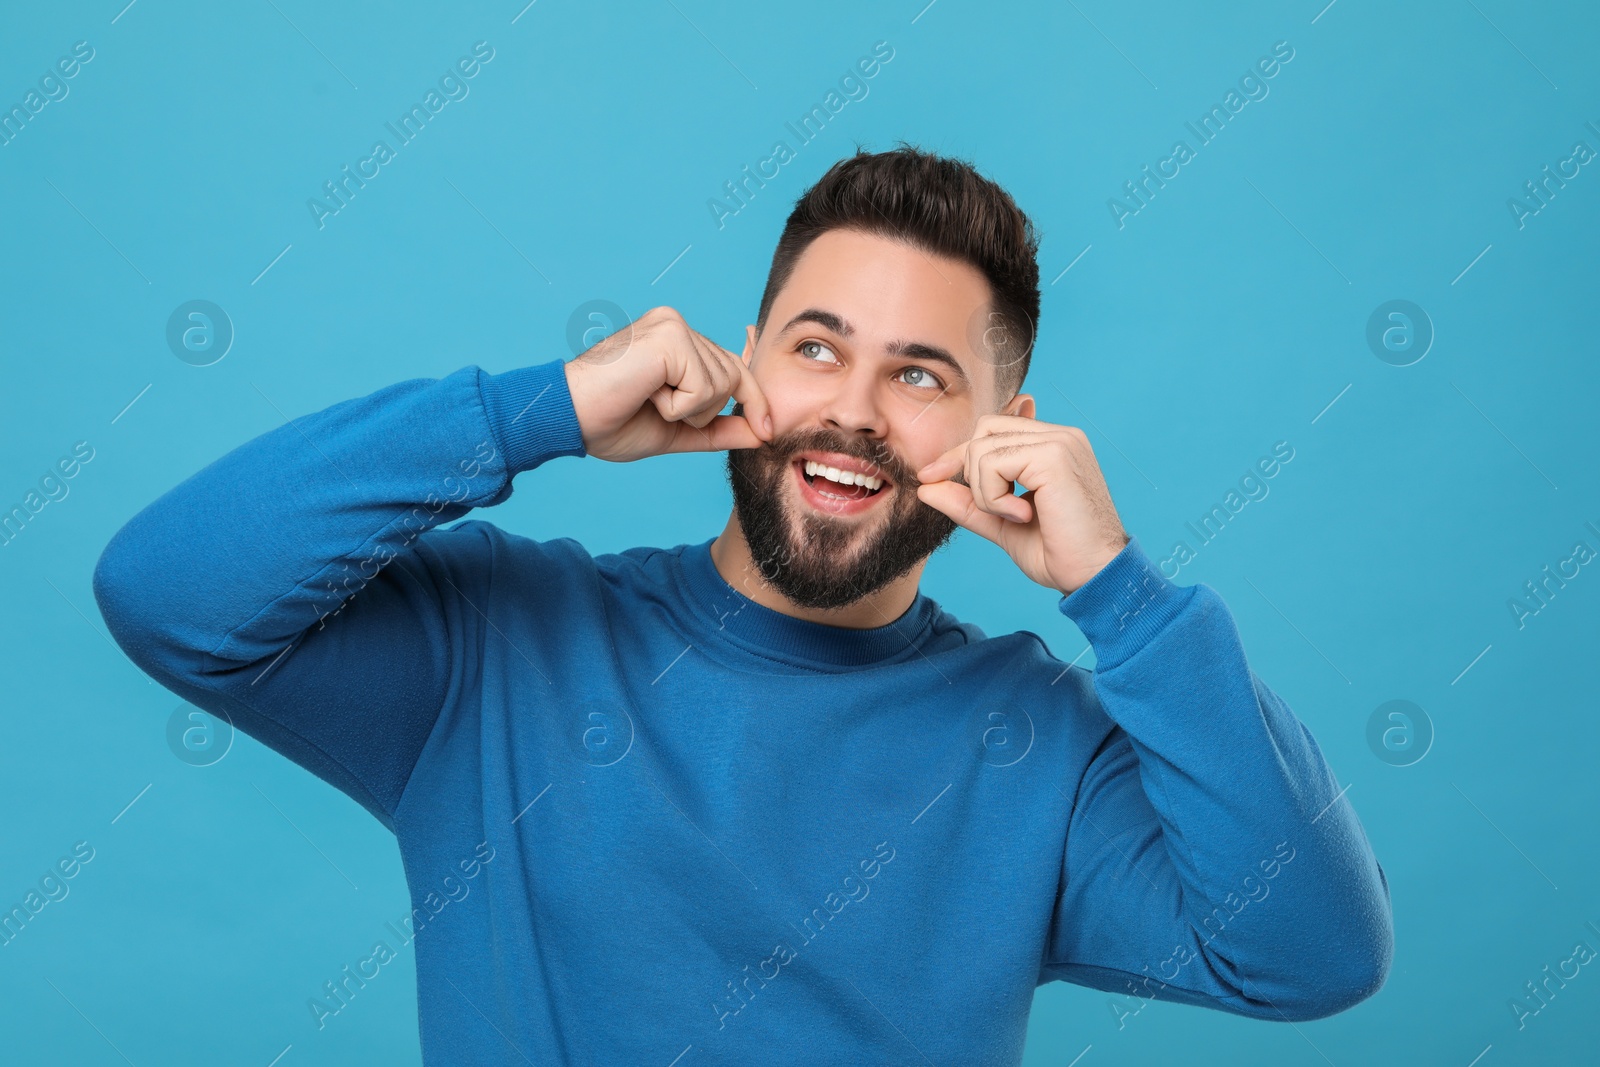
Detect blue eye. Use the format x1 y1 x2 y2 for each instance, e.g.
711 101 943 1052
798 340 944 392
897 366 944 390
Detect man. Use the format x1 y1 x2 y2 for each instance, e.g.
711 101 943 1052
94 145 1392 1064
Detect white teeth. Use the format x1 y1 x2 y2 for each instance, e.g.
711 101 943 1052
803 459 882 491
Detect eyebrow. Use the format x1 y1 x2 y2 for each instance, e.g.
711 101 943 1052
776 307 972 391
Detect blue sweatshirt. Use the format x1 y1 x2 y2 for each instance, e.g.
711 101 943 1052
92 358 1392 1065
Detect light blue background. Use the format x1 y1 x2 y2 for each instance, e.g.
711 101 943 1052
2 1 1597 1063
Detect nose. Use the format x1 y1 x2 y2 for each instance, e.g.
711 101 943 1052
816 368 887 440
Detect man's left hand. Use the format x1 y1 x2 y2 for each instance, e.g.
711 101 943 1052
914 415 1130 597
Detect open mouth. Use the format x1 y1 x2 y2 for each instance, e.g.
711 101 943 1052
793 458 891 515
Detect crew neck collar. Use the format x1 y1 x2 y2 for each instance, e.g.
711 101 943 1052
672 537 942 670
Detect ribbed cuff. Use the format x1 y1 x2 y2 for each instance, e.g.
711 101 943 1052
477 359 587 474
1057 535 1190 672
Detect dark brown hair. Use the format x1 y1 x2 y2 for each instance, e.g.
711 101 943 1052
755 142 1041 402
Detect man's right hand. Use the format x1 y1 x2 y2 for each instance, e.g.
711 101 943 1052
563 306 773 463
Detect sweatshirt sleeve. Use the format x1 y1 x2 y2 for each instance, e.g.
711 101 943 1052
1037 535 1394 1022
91 359 585 832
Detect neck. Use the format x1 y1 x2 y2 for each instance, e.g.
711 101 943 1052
709 510 925 629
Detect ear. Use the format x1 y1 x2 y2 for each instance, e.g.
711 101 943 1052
742 324 757 365
1002 391 1036 419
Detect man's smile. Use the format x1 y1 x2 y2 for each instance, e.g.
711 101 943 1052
790 452 893 517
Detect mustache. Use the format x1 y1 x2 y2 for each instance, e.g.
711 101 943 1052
729 404 969 489
746 428 934 488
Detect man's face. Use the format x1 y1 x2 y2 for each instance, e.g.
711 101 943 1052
726 227 1032 610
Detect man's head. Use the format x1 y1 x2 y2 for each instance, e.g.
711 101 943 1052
725 144 1042 610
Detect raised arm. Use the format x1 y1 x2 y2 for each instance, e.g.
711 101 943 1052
93 307 772 832
91 359 586 830
912 410 1391 1020
1038 538 1393 1021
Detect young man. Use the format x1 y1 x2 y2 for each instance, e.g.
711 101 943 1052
94 146 1392 1064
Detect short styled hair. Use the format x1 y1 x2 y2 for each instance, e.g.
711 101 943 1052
755 142 1041 402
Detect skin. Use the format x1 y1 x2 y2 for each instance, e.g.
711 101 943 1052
563 227 1130 630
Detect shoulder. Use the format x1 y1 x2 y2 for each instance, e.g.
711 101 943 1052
927 609 1115 776
429 519 590 561
921 596 1075 668
427 520 678 593
415 519 595 593
924 601 1098 690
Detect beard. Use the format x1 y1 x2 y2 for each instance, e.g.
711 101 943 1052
723 410 961 611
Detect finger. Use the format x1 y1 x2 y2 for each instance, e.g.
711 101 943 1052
650 339 721 427
916 419 1045 483
663 412 765 454
918 433 1031 521
698 336 771 441
724 348 773 441
984 437 1071 523
648 379 701 425
915 479 1010 544
690 331 772 443
689 327 743 371
915 439 968 484
970 445 1033 524
678 335 727 429
686 330 737 420
683 331 742 430
1015 487 1038 525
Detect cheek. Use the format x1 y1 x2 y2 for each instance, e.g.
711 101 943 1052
767 402 805 435
758 374 822 434
897 422 965 477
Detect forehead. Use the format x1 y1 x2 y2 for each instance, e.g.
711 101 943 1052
770 228 993 354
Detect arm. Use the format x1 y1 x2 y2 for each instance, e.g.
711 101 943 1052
92 304 771 831
1038 536 1394 1021
91 359 585 831
913 410 1392 1021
